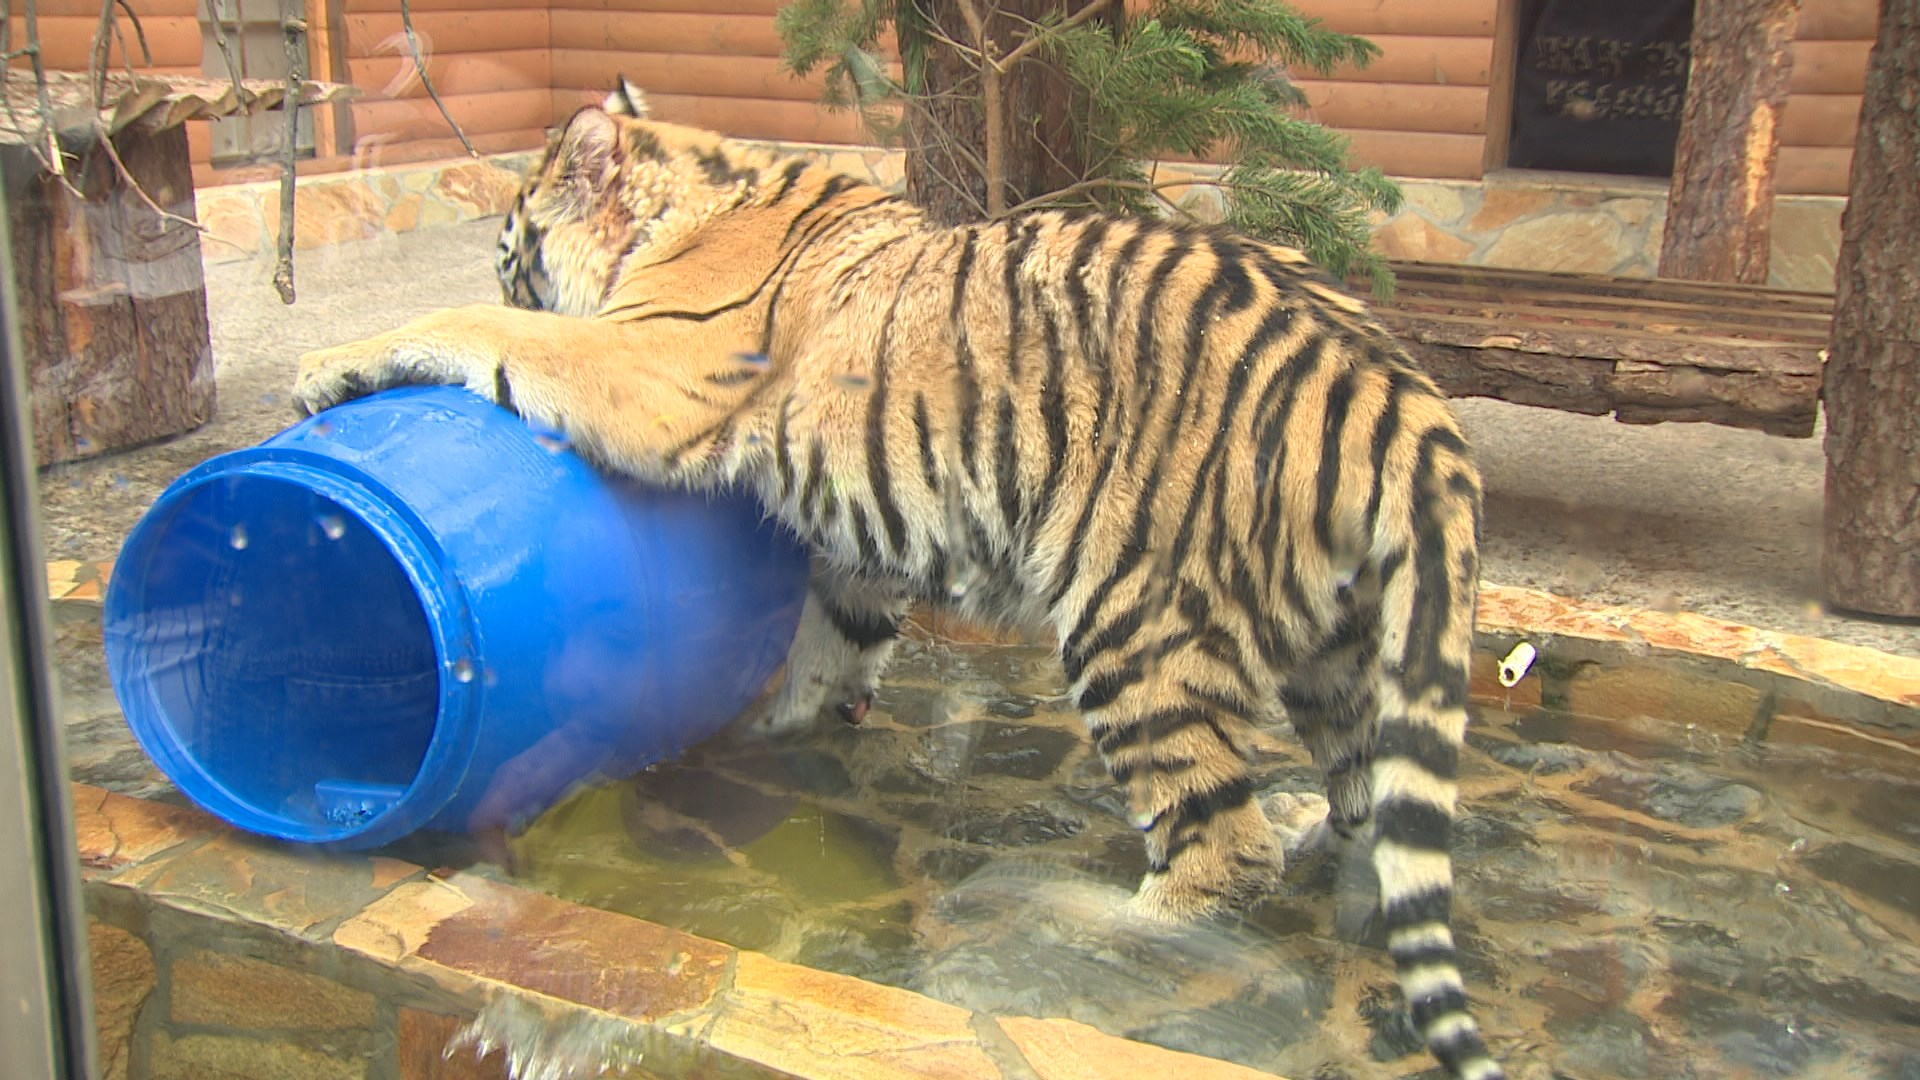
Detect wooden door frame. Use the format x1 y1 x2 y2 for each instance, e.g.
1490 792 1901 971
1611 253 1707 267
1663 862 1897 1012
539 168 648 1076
1483 0 1524 173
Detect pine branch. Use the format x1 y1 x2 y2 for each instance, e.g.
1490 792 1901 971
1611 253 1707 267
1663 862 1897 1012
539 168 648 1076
775 0 1400 290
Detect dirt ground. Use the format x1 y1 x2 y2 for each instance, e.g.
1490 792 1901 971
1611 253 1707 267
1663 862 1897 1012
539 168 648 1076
32 218 1920 659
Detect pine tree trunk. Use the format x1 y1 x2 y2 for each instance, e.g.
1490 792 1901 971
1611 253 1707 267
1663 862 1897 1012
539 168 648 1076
1821 0 1920 618
898 0 1099 225
1656 0 1801 283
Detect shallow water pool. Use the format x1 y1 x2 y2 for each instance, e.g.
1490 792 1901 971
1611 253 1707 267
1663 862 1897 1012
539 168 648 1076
468 635 1920 1080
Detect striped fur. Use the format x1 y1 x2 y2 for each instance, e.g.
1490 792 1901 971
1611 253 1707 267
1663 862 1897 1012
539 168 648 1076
294 81 1503 1080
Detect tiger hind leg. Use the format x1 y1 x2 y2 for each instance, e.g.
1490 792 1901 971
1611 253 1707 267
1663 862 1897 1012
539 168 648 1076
1076 638 1281 922
1278 601 1385 858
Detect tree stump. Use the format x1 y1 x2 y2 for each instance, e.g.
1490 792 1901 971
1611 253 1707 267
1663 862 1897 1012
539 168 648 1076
1656 0 1802 283
5 123 216 467
1821 0 1920 618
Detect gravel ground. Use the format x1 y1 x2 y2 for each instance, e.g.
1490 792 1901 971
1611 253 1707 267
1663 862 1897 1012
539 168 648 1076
32 218 1919 658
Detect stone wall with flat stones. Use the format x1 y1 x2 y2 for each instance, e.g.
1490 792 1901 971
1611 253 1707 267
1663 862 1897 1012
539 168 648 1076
191 146 1844 294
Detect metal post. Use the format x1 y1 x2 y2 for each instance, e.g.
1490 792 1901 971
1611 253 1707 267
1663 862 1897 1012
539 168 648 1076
0 156 99 1080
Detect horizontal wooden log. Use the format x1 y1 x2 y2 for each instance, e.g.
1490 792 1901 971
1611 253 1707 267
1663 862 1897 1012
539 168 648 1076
1374 308 1825 374
548 11 783 56
1297 80 1488 134
1387 261 1835 308
350 87 554 142
1789 39 1873 93
7 14 203 69
1608 361 1819 436
1797 0 1881 39
1405 340 1617 415
1412 345 1820 435
1342 130 1486 179
1289 0 1497 37
1383 293 1831 342
346 48 550 98
342 12 548 59
550 50 859 104
1389 276 1823 438
1328 34 1494 86
1781 93 1864 147
1777 145 1854 195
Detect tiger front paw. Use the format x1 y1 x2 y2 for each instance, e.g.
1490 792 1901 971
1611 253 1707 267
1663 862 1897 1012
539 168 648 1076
741 668 876 739
293 332 506 417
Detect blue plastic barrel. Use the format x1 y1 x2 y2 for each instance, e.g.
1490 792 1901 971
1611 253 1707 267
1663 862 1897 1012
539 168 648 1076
103 386 810 849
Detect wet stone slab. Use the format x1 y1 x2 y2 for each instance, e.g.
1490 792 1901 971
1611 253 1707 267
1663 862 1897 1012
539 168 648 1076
480 634 1920 1079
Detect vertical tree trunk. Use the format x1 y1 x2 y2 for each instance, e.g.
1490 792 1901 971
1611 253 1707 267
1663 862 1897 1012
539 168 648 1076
1821 0 1920 618
1656 0 1801 283
898 0 1098 225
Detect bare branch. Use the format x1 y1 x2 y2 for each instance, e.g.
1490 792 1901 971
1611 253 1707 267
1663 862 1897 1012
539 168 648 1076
1000 0 1112 70
88 0 151 95
0 55 61 182
401 0 476 157
21 0 68 177
90 0 116 102
915 20 985 63
115 0 152 67
952 0 1009 215
272 1 305 305
109 20 134 82
953 0 988 46
96 131 206 232
201 0 248 110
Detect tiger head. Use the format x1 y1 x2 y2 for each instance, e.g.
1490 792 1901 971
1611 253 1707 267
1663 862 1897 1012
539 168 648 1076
495 77 771 316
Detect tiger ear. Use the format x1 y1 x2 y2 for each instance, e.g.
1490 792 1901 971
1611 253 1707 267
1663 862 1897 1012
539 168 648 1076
603 75 651 119
556 106 618 187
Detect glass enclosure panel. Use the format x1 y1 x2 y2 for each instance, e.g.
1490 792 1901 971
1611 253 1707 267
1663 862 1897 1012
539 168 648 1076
11 3 1916 1079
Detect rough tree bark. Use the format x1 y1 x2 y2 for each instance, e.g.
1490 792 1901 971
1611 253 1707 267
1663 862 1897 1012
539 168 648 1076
1656 0 1801 283
899 0 1102 225
1821 0 1920 618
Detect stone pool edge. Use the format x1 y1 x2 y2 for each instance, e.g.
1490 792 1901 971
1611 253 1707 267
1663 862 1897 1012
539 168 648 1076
50 560 1920 1079
73 781 1279 1080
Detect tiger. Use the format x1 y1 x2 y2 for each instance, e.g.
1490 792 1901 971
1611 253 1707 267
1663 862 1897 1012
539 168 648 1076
292 79 1503 1080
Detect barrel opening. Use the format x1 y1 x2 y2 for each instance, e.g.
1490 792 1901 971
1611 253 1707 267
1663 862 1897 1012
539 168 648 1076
109 474 441 838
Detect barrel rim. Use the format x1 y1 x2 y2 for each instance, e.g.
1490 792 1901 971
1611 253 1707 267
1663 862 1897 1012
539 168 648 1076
103 450 484 848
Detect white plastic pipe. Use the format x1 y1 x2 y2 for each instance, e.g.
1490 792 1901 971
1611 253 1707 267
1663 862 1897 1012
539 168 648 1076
1497 642 1538 688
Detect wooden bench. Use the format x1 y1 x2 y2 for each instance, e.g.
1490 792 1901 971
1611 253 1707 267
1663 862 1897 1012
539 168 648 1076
1363 261 1835 438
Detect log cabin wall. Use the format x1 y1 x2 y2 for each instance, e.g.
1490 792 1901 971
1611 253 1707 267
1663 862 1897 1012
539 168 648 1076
1289 0 1500 183
4 0 1878 198
332 0 552 170
546 0 867 145
1778 0 1876 195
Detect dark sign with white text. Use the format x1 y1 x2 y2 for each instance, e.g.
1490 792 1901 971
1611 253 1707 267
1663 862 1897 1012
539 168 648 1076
1507 0 1696 176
